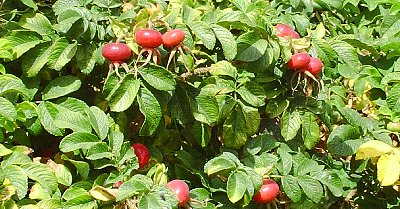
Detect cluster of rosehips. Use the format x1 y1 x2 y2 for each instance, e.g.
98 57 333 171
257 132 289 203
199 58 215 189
275 23 324 93
102 28 187 79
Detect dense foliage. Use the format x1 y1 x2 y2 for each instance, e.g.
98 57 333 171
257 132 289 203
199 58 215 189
0 0 399 208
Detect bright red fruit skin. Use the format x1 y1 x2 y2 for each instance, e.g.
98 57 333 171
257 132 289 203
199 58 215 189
131 143 150 168
113 181 123 189
134 29 163 48
167 179 190 207
102 43 132 63
275 24 294 37
305 57 323 75
162 29 186 47
288 53 311 70
253 179 280 204
289 30 300 39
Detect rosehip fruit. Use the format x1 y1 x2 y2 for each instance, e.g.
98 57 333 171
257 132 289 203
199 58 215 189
162 29 186 48
305 57 323 75
253 179 280 204
131 143 150 168
167 179 190 207
134 29 163 48
288 53 311 70
102 43 132 63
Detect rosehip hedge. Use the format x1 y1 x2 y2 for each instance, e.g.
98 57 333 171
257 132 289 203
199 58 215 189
0 0 399 209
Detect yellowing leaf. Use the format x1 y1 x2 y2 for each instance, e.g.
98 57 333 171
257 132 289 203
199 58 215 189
377 154 400 186
355 140 393 160
89 186 118 201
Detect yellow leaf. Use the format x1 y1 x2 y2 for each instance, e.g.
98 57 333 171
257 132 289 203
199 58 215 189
377 154 400 186
355 140 393 160
89 186 118 201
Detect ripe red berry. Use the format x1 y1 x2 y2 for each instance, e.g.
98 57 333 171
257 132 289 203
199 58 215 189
253 179 280 204
131 143 150 168
305 57 323 75
288 53 311 70
162 29 186 48
102 43 132 63
275 24 300 39
134 29 163 48
289 30 300 39
166 179 190 207
275 24 294 37
113 181 123 189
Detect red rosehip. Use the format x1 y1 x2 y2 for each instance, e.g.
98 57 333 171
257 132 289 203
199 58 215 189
102 43 132 63
253 179 280 204
288 53 311 70
305 57 323 75
167 179 190 207
134 29 163 48
162 29 186 48
131 143 150 168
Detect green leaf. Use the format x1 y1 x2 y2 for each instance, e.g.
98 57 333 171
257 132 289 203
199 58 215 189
265 97 289 118
18 0 38 10
193 121 211 147
29 183 51 200
1 165 28 199
137 86 162 136
223 104 248 148
387 84 400 111
301 112 320 150
209 61 238 78
236 39 268 62
6 31 42 59
63 194 96 209
52 163 73 187
0 97 17 122
330 40 360 68
47 39 77 71
187 21 216 50
37 199 62 209
42 76 81 100
381 16 400 39
192 95 219 126
204 152 240 175
116 175 152 201
109 131 124 155
338 107 374 131
281 175 302 203
139 64 176 91
0 74 32 100
19 13 53 37
0 144 12 157
312 170 343 197
53 103 92 133
227 170 247 203
236 82 265 107
21 163 58 194
107 74 140 112
277 148 293 175
297 175 324 203
327 125 364 156
61 155 90 179
21 41 55 77
138 193 162 209
86 142 113 160
281 109 302 141
59 132 100 153
312 38 338 68
211 24 237 61
85 106 109 140
0 39 14 60
76 44 100 74
382 72 400 85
